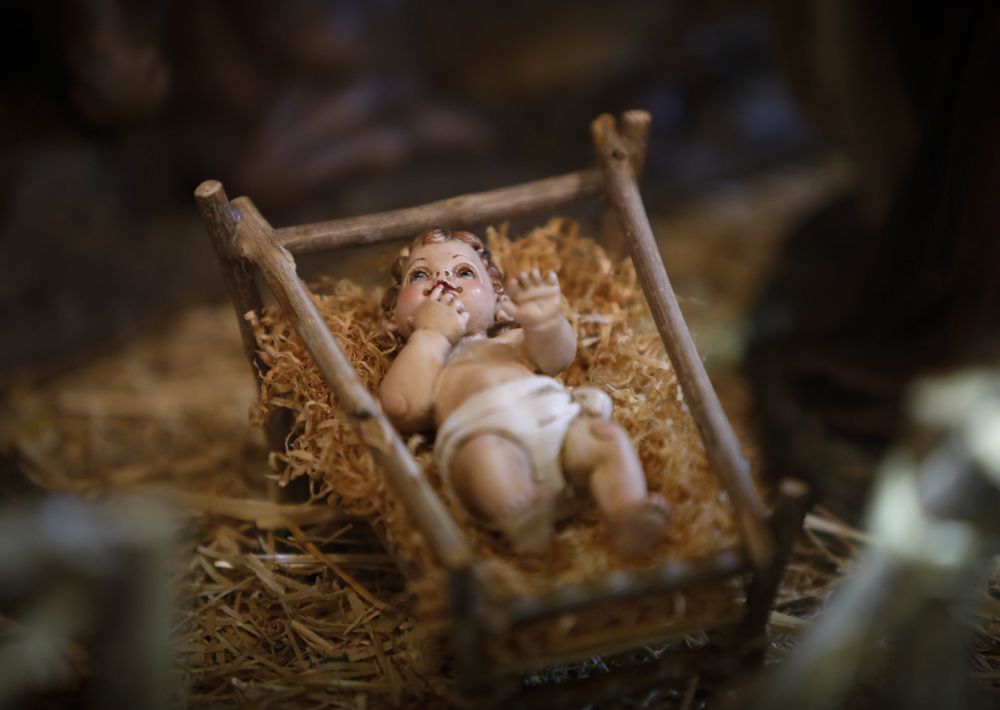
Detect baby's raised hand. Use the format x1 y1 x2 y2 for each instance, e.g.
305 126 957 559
506 269 563 328
411 284 469 343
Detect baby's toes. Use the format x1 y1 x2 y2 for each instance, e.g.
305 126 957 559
610 496 672 561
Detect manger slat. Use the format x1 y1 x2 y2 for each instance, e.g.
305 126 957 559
501 547 748 629
591 114 774 569
496 615 742 679
230 196 472 570
275 169 605 255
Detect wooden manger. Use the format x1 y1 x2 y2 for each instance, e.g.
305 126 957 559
194 111 808 704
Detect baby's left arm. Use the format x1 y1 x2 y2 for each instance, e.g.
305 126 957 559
506 269 576 374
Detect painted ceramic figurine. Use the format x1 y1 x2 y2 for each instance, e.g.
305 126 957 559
379 228 670 558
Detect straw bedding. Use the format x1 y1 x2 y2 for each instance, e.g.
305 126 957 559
249 219 744 656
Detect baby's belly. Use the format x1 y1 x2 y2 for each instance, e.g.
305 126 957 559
434 361 535 425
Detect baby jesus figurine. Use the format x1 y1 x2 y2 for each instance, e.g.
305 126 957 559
379 228 670 558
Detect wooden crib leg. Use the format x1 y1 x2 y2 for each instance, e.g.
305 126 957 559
195 180 290 498
451 564 493 701
739 478 810 664
601 110 652 255
195 180 264 379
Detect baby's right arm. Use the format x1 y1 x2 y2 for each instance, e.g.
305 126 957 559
379 286 468 432
379 330 451 432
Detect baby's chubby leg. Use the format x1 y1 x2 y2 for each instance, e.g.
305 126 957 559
451 434 554 554
562 417 671 559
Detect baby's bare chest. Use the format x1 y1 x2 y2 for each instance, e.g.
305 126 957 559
433 335 535 421
451 334 529 366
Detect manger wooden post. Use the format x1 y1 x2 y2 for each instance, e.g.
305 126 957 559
230 196 472 569
591 113 775 568
739 478 810 663
621 109 652 177
450 564 501 701
194 180 264 379
601 110 652 255
195 180 293 461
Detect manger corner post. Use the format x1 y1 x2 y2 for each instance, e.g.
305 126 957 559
739 478 810 665
450 562 500 703
590 113 775 569
194 180 289 459
601 109 652 255
195 180 264 376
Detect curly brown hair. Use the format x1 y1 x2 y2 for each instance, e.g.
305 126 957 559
380 227 507 320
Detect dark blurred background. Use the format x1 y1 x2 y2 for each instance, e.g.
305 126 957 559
0 0 817 380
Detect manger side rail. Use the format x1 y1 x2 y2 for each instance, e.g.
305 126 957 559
276 169 605 255
592 113 774 568
499 546 749 629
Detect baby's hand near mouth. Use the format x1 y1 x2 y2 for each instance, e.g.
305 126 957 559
412 284 469 343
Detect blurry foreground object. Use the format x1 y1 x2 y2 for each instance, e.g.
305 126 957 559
749 1 1000 511
750 368 1000 709
0 496 176 709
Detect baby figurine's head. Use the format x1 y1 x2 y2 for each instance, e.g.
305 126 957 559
381 228 510 339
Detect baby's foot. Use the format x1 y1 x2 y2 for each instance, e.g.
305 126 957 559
610 495 672 561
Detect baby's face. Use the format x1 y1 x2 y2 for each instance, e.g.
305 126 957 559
394 239 498 339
